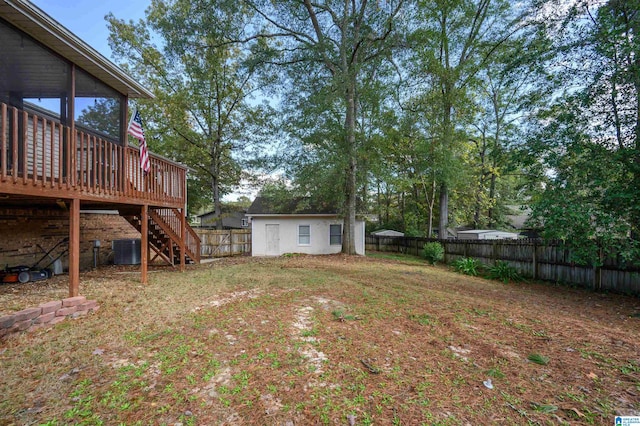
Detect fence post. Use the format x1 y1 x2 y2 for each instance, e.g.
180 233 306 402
492 241 498 265
532 241 538 280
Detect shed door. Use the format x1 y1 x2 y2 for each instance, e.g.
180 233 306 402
265 224 280 255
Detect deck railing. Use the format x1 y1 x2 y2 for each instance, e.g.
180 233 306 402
150 208 201 263
0 102 186 207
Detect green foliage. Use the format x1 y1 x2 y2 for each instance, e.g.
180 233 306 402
332 310 357 321
487 261 521 283
451 257 484 276
530 402 558 413
76 98 121 139
524 96 640 266
527 353 550 366
486 367 505 379
106 1 270 213
408 0 529 237
521 2 640 268
243 1 405 254
409 313 436 326
422 242 444 265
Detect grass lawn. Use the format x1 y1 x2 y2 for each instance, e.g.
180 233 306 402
1 254 639 425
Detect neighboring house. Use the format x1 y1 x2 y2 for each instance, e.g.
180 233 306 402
247 197 365 256
0 0 200 296
197 209 249 229
505 206 540 238
456 230 519 240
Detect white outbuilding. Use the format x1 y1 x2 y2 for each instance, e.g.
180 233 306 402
247 197 365 256
456 229 519 240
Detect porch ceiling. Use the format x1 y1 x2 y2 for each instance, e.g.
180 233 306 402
0 0 153 99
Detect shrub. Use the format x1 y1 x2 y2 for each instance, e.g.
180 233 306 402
487 261 521 283
422 242 444 265
452 257 483 276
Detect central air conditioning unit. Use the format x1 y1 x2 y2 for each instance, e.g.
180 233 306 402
112 239 141 265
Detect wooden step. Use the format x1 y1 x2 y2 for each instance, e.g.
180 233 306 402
121 210 199 265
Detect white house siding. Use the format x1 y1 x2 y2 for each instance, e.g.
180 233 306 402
251 216 365 256
19 114 62 180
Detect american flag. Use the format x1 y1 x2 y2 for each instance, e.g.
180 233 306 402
127 109 150 173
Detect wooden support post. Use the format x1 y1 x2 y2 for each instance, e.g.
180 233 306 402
141 205 148 284
180 208 186 272
69 198 80 297
69 65 76 187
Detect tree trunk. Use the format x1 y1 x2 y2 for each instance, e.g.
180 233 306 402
343 79 357 255
212 173 222 230
488 172 496 228
376 179 382 225
439 96 453 239
474 137 486 228
473 192 481 228
385 184 391 225
426 176 436 238
210 140 223 230
438 182 448 239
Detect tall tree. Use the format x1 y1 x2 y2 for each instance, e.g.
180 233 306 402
522 0 640 263
467 28 553 228
236 0 406 254
590 0 640 237
410 0 530 237
107 0 268 220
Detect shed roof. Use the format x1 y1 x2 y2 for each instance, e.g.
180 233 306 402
198 210 248 229
0 0 153 98
371 229 405 237
456 229 519 239
458 230 494 234
247 196 338 216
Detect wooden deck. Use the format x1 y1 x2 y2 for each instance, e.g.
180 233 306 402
0 101 200 297
0 102 186 208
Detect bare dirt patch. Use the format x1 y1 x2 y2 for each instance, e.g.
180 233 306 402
1 254 639 425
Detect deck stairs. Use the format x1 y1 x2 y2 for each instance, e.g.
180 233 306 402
123 208 200 266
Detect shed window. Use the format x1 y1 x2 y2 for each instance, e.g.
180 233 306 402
330 224 342 245
298 225 310 245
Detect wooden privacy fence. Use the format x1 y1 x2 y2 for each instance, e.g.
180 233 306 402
366 235 640 295
195 229 251 258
